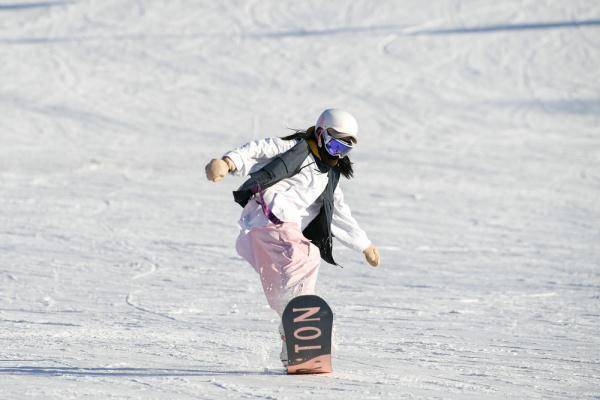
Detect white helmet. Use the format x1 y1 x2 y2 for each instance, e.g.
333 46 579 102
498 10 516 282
315 109 358 144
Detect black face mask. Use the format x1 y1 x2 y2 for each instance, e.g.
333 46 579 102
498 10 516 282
322 146 339 161
315 132 354 179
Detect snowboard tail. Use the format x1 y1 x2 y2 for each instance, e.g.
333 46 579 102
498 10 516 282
282 295 333 374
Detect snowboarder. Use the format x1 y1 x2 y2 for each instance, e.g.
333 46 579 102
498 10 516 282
205 109 380 367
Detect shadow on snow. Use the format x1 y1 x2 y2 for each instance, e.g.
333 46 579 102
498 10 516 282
1 18 599 44
411 19 600 35
0 1 72 11
0 366 283 377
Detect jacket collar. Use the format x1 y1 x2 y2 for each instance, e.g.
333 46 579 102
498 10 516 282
306 137 321 160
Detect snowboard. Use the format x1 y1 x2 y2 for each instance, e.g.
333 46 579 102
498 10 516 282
282 294 333 374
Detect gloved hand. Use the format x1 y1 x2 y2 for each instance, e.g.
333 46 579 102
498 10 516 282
363 244 380 267
205 157 235 182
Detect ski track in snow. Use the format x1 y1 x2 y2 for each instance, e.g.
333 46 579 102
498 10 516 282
1 0 599 399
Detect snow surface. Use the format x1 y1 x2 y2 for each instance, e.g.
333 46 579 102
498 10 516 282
1 1 599 398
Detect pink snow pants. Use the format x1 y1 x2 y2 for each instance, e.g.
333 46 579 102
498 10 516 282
236 222 321 316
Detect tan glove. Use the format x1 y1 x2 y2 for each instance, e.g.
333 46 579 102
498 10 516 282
363 244 380 267
205 157 235 182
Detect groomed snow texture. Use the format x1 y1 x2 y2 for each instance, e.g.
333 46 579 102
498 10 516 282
1 1 599 399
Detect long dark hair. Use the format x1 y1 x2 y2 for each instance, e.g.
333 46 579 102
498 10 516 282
281 126 354 179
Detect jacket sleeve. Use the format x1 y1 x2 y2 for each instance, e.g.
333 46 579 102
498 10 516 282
331 185 372 252
223 137 298 177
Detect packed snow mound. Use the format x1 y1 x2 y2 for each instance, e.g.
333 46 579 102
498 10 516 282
1 1 599 398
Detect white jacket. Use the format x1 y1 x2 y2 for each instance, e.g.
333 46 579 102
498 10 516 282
224 137 371 253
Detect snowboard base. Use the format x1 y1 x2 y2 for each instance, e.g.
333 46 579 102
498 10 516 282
287 354 332 374
282 295 333 375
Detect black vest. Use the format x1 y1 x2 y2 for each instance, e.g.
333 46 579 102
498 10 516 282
233 140 340 265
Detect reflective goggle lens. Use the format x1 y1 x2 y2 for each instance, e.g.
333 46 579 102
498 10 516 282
323 128 354 157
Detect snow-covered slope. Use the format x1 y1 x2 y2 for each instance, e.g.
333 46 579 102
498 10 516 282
1 1 599 398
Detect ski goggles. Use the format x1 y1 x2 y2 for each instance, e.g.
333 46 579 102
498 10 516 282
322 127 354 158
